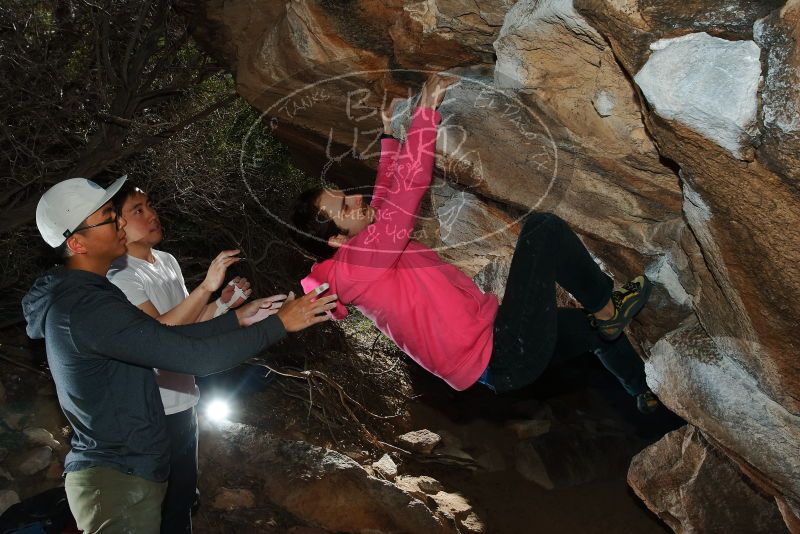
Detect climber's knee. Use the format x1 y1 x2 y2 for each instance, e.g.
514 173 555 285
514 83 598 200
522 212 567 236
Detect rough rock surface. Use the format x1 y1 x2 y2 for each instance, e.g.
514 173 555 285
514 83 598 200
506 418 551 439
576 0 800 413
22 428 60 450
0 489 20 516
628 425 787 533
514 417 637 489
16 447 53 476
633 32 761 158
181 0 800 530
395 475 445 501
201 422 462 534
0 374 71 516
393 475 484 532
372 454 398 481
646 319 800 520
754 0 800 183
212 487 256 511
430 491 485 533
396 429 442 454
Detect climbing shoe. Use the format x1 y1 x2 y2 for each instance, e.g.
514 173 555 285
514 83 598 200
592 275 653 341
636 390 659 414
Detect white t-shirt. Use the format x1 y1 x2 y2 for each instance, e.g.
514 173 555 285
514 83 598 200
107 250 200 415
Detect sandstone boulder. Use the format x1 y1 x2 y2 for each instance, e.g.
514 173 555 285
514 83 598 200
629 425 786 533
754 0 800 183
646 318 800 521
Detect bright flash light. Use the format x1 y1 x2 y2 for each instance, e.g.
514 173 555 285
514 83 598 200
206 399 231 422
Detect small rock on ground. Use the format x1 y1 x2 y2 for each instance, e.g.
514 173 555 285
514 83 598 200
372 454 398 481
397 429 441 454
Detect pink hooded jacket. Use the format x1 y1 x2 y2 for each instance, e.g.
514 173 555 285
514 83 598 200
301 107 498 390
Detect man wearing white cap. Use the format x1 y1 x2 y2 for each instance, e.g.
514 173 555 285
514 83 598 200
22 177 338 533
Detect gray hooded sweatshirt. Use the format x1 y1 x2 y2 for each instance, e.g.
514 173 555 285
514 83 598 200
22 267 286 482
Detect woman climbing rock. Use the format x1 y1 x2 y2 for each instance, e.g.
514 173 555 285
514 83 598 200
291 73 659 414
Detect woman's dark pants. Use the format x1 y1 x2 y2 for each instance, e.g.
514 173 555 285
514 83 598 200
486 213 648 396
160 406 198 534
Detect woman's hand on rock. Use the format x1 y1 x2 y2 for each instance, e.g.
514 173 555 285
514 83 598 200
381 97 405 135
419 73 458 109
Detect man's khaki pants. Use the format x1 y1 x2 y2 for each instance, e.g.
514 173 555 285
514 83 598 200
65 467 167 533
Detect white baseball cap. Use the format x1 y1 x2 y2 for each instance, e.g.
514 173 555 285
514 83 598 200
35 176 128 247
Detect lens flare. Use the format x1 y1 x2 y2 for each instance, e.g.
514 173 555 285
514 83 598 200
206 399 231 422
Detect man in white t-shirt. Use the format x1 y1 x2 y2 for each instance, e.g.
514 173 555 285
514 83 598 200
108 183 251 534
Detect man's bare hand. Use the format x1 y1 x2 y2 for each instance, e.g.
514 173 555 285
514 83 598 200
275 290 338 332
200 250 241 293
236 294 287 327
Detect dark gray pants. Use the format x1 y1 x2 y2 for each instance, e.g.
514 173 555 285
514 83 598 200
486 213 647 396
161 406 198 534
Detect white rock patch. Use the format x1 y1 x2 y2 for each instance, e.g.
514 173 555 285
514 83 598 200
646 255 691 307
592 90 616 117
634 32 761 159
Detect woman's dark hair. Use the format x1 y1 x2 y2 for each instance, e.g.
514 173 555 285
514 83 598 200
291 186 341 260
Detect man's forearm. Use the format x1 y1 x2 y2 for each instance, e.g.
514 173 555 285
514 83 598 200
77 297 287 376
155 285 212 325
196 301 218 322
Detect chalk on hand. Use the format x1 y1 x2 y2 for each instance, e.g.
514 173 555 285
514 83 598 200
313 283 330 296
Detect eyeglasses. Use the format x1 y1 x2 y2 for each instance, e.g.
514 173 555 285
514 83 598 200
63 214 119 238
